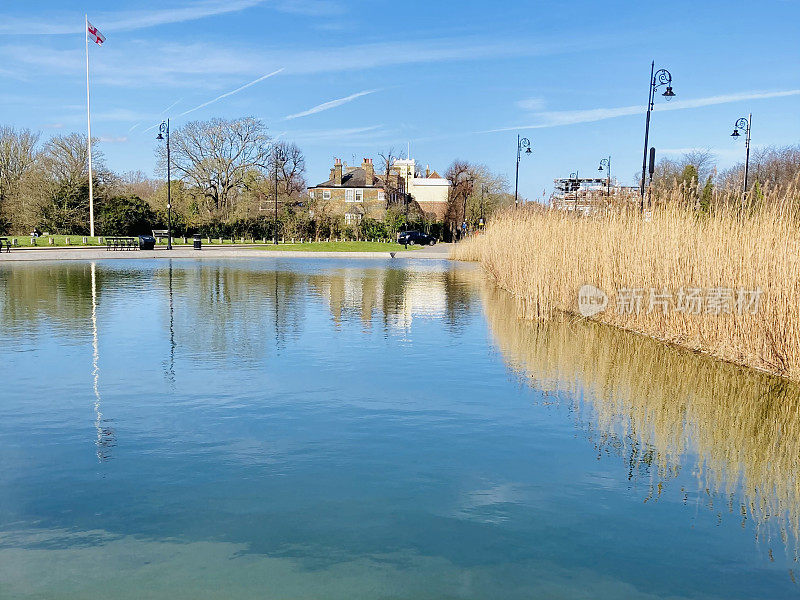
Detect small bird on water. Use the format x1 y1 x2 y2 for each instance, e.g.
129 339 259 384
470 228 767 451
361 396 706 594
390 252 396 258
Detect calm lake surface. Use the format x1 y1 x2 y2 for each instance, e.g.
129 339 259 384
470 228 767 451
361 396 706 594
0 258 798 599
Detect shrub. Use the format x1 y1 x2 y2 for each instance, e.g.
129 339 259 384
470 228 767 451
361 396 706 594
99 195 158 236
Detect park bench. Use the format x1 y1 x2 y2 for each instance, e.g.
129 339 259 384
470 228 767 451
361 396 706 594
0 237 10 253
152 230 170 245
105 236 138 251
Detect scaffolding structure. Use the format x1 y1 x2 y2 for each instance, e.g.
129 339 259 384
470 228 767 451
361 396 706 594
550 176 638 215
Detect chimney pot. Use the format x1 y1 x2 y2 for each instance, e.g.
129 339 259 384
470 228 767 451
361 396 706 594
362 157 374 185
333 158 343 186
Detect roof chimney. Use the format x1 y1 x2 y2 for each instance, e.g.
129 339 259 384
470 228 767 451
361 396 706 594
334 158 342 186
362 158 374 185
425 164 430 178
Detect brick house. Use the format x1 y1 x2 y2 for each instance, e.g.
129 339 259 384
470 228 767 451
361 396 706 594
308 158 401 225
308 157 451 224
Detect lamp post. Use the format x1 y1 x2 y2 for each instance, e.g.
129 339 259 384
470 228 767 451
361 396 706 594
731 113 752 209
515 135 532 208
640 62 675 212
480 184 488 227
570 171 579 213
598 156 611 197
273 144 285 245
156 120 172 250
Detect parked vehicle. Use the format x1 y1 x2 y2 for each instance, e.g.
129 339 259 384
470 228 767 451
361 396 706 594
397 230 437 246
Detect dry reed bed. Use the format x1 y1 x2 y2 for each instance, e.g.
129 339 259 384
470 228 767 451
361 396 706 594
454 192 800 379
480 283 800 552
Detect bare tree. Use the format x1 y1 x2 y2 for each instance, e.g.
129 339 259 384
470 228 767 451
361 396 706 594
32 133 106 233
445 160 477 238
0 127 39 203
377 147 401 207
719 144 800 197
163 117 271 217
117 170 160 199
272 141 306 199
0 127 40 231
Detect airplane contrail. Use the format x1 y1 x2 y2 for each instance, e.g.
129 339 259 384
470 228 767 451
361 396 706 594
284 89 379 120
178 68 284 117
139 98 185 133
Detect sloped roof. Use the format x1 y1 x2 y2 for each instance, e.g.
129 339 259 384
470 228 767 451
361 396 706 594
312 167 383 188
428 170 443 179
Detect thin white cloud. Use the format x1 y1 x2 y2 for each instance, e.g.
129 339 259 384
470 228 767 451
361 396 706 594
93 108 156 122
485 89 800 132
516 97 546 111
285 125 385 142
0 0 271 35
284 89 379 120
0 32 619 88
178 69 284 117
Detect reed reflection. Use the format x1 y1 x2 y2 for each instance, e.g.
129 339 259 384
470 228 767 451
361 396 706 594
480 281 800 557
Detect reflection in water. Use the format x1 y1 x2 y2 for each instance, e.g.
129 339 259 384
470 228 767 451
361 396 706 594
165 262 176 385
157 266 308 363
481 281 800 558
90 262 115 462
3 260 800 598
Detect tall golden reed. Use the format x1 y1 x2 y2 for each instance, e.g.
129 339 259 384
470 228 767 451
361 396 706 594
453 187 800 379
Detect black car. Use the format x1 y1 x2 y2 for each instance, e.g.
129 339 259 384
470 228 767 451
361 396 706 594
397 230 437 246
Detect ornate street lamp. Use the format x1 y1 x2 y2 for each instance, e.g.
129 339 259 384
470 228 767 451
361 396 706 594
480 183 488 227
156 120 172 250
640 62 675 211
515 135 532 208
273 144 286 245
731 114 752 209
598 156 611 197
570 171 579 213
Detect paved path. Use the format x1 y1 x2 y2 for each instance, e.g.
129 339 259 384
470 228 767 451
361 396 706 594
0 243 454 262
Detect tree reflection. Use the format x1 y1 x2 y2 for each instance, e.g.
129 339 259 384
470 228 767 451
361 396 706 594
153 264 307 365
306 265 476 330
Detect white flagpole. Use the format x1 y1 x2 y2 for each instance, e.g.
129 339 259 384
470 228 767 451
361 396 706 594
85 14 95 238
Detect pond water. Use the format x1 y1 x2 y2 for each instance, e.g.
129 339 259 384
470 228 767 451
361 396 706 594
0 258 798 599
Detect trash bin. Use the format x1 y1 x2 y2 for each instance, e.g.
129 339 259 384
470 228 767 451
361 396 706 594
138 234 156 250
193 234 202 250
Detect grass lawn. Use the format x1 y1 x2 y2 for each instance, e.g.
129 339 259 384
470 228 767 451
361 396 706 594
253 241 422 252
3 235 424 252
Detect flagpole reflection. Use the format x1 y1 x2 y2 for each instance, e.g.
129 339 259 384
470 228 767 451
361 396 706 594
91 262 114 461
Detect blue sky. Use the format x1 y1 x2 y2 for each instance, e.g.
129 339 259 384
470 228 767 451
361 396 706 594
1 0 799 198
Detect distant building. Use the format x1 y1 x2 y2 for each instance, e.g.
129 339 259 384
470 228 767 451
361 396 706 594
308 157 451 223
550 176 638 215
394 159 451 221
308 158 394 225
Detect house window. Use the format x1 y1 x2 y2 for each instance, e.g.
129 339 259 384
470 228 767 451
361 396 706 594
322 190 331 200
309 190 315 199
345 189 355 202
345 213 362 225
378 190 385 202
355 189 363 202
